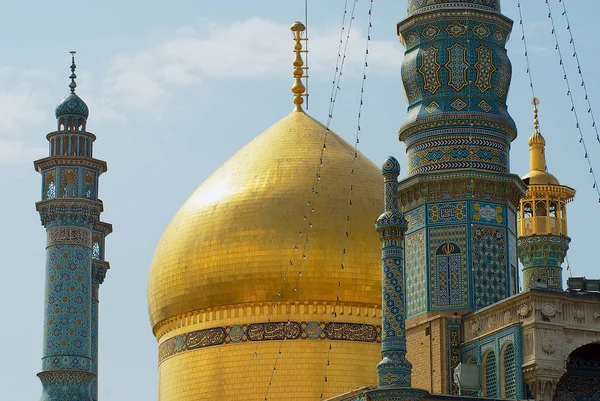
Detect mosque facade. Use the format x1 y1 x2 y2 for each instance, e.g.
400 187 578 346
35 1 600 401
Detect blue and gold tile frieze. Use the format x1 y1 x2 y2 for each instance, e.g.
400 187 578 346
407 142 508 175
158 321 381 364
427 202 467 224
472 201 505 225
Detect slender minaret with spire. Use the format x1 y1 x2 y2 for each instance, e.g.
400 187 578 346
34 52 110 401
369 157 428 401
517 98 574 291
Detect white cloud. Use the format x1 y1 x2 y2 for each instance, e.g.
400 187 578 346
0 139 45 164
0 67 55 164
103 18 402 110
0 82 46 135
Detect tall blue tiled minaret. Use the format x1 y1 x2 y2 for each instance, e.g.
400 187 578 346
34 52 110 401
396 0 526 318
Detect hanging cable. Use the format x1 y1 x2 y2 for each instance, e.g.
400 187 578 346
319 1 374 398
545 0 600 202
261 3 361 400
516 0 537 99
559 0 600 145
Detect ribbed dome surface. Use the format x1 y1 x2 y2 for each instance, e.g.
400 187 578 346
147 110 384 330
55 92 89 119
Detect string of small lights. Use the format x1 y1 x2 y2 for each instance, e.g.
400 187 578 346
558 0 600 145
261 2 362 400
319 1 374 398
545 0 600 201
516 0 537 99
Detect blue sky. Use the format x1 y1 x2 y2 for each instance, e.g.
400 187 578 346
2 1 600 400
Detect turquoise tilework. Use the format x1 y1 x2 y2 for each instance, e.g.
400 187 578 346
472 201 505 225
405 229 426 317
427 202 468 225
428 225 469 309
472 225 508 309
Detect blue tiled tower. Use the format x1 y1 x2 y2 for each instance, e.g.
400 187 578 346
34 52 110 401
396 0 526 318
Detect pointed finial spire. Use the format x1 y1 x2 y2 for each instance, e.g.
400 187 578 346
290 22 307 112
529 97 546 147
69 51 77 93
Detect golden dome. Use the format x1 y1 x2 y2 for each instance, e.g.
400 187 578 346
147 110 383 330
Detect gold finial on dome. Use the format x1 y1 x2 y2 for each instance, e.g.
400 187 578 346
529 97 546 147
523 97 560 185
291 21 308 112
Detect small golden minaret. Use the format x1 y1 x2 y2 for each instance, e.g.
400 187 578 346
517 98 575 291
291 21 308 112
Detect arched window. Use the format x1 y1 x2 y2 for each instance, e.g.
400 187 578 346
501 343 516 398
483 350 498 397
435 242 462 308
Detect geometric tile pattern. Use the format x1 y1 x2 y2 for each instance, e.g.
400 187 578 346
376 156 412 388
446 44 469 91
474 46 496 93
419 46 441 94
405 229 426 317
472 225 507 309
35 65 109 401
461 325 523 399
447 322 461 394
502 342 517 398
484 349 498 397
428 225 469 309
428 202 467 225
404 206 425 234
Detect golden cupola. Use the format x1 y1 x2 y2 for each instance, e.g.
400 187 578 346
517 98 575 291
147 22 384 400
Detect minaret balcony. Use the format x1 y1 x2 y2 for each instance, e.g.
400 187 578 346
518 216 568 238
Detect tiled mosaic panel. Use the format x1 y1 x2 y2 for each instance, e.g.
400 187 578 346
461 326 524 399
407 0 500 15
472 225 507 309
447 322 461 395
472 201 505 225
408 138 509 175
404 206 425 234
38 371 95 401
507 207 517 234
503 342 517 398
398 10 515 174
42 243 92 372
484 350 498 397
428 225 468 309
91 291 99 400
508 231 518 294
405 229 426 317
427 201 467 225
382 255 406 339
399 17 512 119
